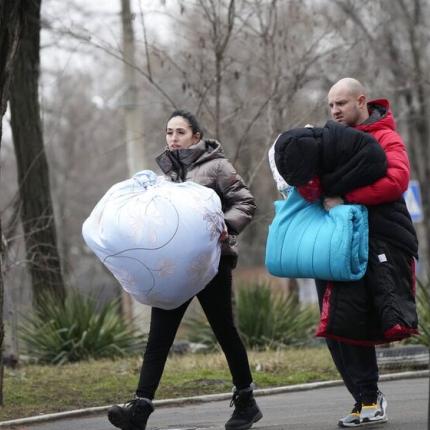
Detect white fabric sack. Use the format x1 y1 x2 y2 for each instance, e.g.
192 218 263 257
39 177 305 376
82 170 224 309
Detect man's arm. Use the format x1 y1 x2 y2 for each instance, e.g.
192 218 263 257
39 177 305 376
345 131 409 205
319 122 388 197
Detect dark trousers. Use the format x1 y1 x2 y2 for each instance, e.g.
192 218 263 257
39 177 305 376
325 338 379 403
136 256 253 399
316 281 379 404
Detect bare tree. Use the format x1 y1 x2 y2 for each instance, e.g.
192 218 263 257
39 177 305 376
9 0 66 306
197 0 236 139
0 0 26 407
120 0 151 330
332 0 430 268
121 0 146 175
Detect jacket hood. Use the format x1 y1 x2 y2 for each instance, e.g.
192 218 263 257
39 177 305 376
357 98 397 134
156 139 225 176
274 127 321 186
188 139 225 165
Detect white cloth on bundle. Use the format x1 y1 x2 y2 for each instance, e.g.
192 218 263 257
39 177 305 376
268 139 291 199
82 170 224 309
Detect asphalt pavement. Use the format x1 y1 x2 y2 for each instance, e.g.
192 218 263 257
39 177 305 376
3 374 428 430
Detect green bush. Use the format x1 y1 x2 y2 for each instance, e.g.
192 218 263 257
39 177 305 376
184 282 318 350
236 282 318 348
410 279 430 348
20 290 146 364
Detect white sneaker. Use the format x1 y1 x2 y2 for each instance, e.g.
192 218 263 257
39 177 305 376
338 402 362 428
360 392 388 425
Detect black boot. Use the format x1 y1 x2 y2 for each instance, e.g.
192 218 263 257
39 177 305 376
225 386 263 430
107 397 154 430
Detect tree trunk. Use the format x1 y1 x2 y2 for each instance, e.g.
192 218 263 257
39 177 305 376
214 52 222 141
9 0 66 307
120 0 150 332
0 0 25 407
121 0 145 175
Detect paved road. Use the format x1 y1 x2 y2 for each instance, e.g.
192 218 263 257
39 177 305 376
7 377 429 430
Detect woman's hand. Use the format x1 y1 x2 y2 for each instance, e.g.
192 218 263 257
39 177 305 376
323 196 344 211
220 224 229 242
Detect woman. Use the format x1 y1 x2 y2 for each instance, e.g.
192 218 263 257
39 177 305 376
108 110 262 430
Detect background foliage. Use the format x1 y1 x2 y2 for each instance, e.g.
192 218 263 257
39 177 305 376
1 0 429 362
410 280 430 348
185 282 318 349
20 290 145 364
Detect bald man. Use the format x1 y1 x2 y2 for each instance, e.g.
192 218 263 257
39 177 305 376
328 78 369 125
316 78 418 428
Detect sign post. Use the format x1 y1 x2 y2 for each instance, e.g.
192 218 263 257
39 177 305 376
404 180 423 223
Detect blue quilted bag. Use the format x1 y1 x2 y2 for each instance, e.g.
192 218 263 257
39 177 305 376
265 188 368 281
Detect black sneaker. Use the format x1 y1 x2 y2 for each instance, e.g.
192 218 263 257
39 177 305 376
338 402 362 428
225 386 263 430
107 397 154 430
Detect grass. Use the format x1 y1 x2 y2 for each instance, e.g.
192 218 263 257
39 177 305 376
2 347 339 421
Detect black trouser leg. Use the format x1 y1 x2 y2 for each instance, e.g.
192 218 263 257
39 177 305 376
197 257 253 389
325 338 361 402
316 280 379 404
326 338 379 403
136 300 190 399
136 257 252 399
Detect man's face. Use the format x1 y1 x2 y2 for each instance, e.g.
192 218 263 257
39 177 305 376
328 87 363 126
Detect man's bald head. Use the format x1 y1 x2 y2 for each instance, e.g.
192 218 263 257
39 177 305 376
329 77 367 99
328 78 369 126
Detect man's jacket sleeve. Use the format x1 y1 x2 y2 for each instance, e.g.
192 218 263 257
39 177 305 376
345 131 410 205
320 122 387 197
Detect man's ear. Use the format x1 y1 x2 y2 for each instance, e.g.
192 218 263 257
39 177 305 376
357 94 367 109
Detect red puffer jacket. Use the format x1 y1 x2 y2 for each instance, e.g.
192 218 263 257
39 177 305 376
315 99 418 345
346 99 409 204
290 101 418 345
344 99 418 258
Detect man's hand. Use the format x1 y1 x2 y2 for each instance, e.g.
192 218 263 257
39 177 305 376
323 196 344 211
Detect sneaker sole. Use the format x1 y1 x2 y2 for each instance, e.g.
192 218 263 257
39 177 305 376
225 411 263 430
339 418 388 428
361 417 388 426
338 421 361 428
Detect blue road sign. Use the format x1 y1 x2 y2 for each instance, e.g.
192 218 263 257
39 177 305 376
404 180 423 223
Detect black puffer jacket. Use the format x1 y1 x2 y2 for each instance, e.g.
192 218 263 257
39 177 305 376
274 121 388 192
274 121 418 257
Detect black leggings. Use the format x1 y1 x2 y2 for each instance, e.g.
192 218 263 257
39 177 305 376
136 256 253 399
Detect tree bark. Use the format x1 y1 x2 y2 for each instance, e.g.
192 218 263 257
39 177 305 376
9 0 66 307
120 0 150 332
121 0 145 175
0 0 25 407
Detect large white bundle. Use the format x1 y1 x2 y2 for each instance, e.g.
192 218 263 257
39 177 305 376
82 170 224 309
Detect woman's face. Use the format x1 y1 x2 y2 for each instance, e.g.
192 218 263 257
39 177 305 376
166 116 200 150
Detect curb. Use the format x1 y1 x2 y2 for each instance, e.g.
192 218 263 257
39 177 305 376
1 369 428 427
